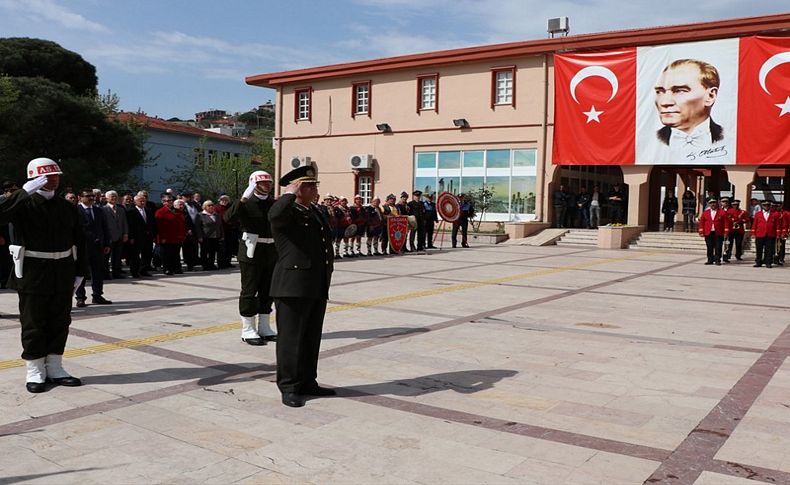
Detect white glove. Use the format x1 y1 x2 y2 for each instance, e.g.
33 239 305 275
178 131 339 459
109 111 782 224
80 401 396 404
73 276 84 293
241 182 256 200
22 175 48 194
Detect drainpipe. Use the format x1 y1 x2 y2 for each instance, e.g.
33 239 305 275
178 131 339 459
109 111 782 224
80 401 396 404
537 53 550 222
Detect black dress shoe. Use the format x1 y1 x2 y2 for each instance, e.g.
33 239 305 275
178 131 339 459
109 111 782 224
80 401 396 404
714 261 721 265
704 262 713 265
26 382 47 393
262 335 277 342
281 392 305 407
766 264 773 268
47 376 82 387
241 337 267 346
92 296 113 305
753 264 762 267
76 299 86 308
302 385 336 396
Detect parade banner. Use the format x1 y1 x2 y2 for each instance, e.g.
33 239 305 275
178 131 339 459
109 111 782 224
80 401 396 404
387 216 408 253
552 36 790 166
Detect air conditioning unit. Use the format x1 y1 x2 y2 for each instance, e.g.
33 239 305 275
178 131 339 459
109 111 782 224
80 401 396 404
349 154 372 170
547 17 569 36
289 155 311 169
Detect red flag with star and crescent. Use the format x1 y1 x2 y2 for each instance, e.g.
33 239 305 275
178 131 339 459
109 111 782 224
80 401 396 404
737 36 790 164
553 49 636 165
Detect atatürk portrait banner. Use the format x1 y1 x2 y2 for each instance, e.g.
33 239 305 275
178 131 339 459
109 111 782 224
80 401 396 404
552 36 790 166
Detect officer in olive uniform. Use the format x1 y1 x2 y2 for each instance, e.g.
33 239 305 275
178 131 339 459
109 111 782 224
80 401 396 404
0 158 87 393
223 171 278 345
269 165 335 408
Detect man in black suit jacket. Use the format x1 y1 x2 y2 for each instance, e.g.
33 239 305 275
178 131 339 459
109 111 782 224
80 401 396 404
126 193 156 277
76 189 112 306
269 165 334 408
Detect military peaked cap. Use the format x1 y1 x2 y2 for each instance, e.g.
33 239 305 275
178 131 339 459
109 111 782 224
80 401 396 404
279 165 318 186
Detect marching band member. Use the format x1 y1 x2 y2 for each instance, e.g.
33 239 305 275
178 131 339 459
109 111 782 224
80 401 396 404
751 199 780 268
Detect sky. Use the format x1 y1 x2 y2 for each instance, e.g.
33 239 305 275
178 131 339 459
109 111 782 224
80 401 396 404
1 0 787 120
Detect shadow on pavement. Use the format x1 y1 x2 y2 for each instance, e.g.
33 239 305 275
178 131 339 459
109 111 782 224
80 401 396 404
0 468 101 484
81 363 274 386
322 327 429 340
337 369 518 398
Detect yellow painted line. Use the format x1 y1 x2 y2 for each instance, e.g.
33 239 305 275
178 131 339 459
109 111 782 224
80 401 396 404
0 251 654 370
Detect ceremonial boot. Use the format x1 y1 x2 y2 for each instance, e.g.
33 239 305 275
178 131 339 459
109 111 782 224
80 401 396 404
25 357 47 393
258 313 277 342
241 315 265 346
45 354 82 386
344 242 352 258
356 241 365 257
334 241 342 259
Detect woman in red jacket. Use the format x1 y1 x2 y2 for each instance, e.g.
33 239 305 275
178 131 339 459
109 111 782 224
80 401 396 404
155 195 186 275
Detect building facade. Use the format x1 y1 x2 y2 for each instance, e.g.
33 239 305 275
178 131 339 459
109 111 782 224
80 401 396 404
246 13 790 228
119 113 253 199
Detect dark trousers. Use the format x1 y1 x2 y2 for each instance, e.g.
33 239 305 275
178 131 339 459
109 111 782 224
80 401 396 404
705 233 723 263
238 259 275 317
160 243 182 273
409 219 425 251
663 212 676 230
106 239 124 276
754 237 775 266
275 297 327 394
18 291 72 360
0 243 10 289
128 235 153 276
218 228 237 268
452 219 469 247
182 236 199 269
578 207 590 229
425 220 435 247
610 205 624 224
554 205 566 228
775 238 786 264
683 213 695 231
201 238 220 269
724 233 744 260
76 242 105 300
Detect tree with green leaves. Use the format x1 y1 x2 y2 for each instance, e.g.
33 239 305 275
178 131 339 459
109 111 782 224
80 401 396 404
0 38 144 190
467 185 495 231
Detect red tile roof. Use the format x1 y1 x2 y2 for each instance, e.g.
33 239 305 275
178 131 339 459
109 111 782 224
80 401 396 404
246 13 790 87
116 112 252 145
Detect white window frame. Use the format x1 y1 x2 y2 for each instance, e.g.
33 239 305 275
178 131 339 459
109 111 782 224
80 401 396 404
355 84 369 116
495 70 513 105
420 78 436 110
358 175 373 204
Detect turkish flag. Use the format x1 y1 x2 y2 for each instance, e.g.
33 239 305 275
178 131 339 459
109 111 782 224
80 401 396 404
553 49 636 165
737 36 790 164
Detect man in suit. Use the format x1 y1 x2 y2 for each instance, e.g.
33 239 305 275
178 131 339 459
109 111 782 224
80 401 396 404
751 200 780 268
407 190 426 252
269 165 335 408
0 158 87 392
126 193 156 277
223 171 278 346
654 59 724 150
423 193 438 249
698 198 728 265
102 190 129 279
76 189 112 307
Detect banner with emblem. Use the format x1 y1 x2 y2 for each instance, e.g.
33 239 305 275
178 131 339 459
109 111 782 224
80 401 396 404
387 216 408 253
552 36 790 166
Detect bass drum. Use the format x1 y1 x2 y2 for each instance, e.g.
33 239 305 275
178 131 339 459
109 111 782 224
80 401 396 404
437 192 461 223
343 224 358 238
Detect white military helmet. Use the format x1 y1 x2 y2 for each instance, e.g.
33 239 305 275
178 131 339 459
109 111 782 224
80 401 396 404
249 170 272 184
26 157 63 179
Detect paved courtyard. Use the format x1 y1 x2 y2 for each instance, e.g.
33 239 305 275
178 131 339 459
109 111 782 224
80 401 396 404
0 244 789 484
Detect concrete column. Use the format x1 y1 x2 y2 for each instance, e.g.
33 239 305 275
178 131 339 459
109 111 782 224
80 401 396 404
622 165 652 226
727 165 756 203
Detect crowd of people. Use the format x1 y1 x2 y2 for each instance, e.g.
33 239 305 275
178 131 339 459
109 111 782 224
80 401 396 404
553 183 627 228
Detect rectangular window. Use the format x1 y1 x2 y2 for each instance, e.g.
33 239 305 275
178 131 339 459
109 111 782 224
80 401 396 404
417 74 439 113
486 149 510 169
463 151 484 168
358 175 373 204
415 176 436 196
294 87 311 122
352 81 371 117
438 151 461 169
513 149 535 167
491 67 515 108
416 152 437 169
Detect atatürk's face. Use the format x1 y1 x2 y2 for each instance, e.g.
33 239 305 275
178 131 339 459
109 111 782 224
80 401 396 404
654 64 717 133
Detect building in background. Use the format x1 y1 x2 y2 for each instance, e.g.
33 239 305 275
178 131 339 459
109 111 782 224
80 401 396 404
245 13 790 228
118 113 253 198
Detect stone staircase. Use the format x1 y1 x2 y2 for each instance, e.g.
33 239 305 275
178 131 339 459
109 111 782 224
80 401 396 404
629 231 754 254
556 229 599 247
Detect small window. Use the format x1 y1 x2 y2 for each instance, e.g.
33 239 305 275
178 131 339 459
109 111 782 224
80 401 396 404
417 74 439 113
294 87 312 122
491 67 515 108
358 175 373 204
352 81 371 117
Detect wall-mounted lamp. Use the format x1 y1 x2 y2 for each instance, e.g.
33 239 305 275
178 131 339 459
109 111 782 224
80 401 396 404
452 118 470 129
376 123 392 133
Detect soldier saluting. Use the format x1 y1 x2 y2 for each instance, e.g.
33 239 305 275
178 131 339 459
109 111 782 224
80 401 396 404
0 158 87 393
223 171 278 345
